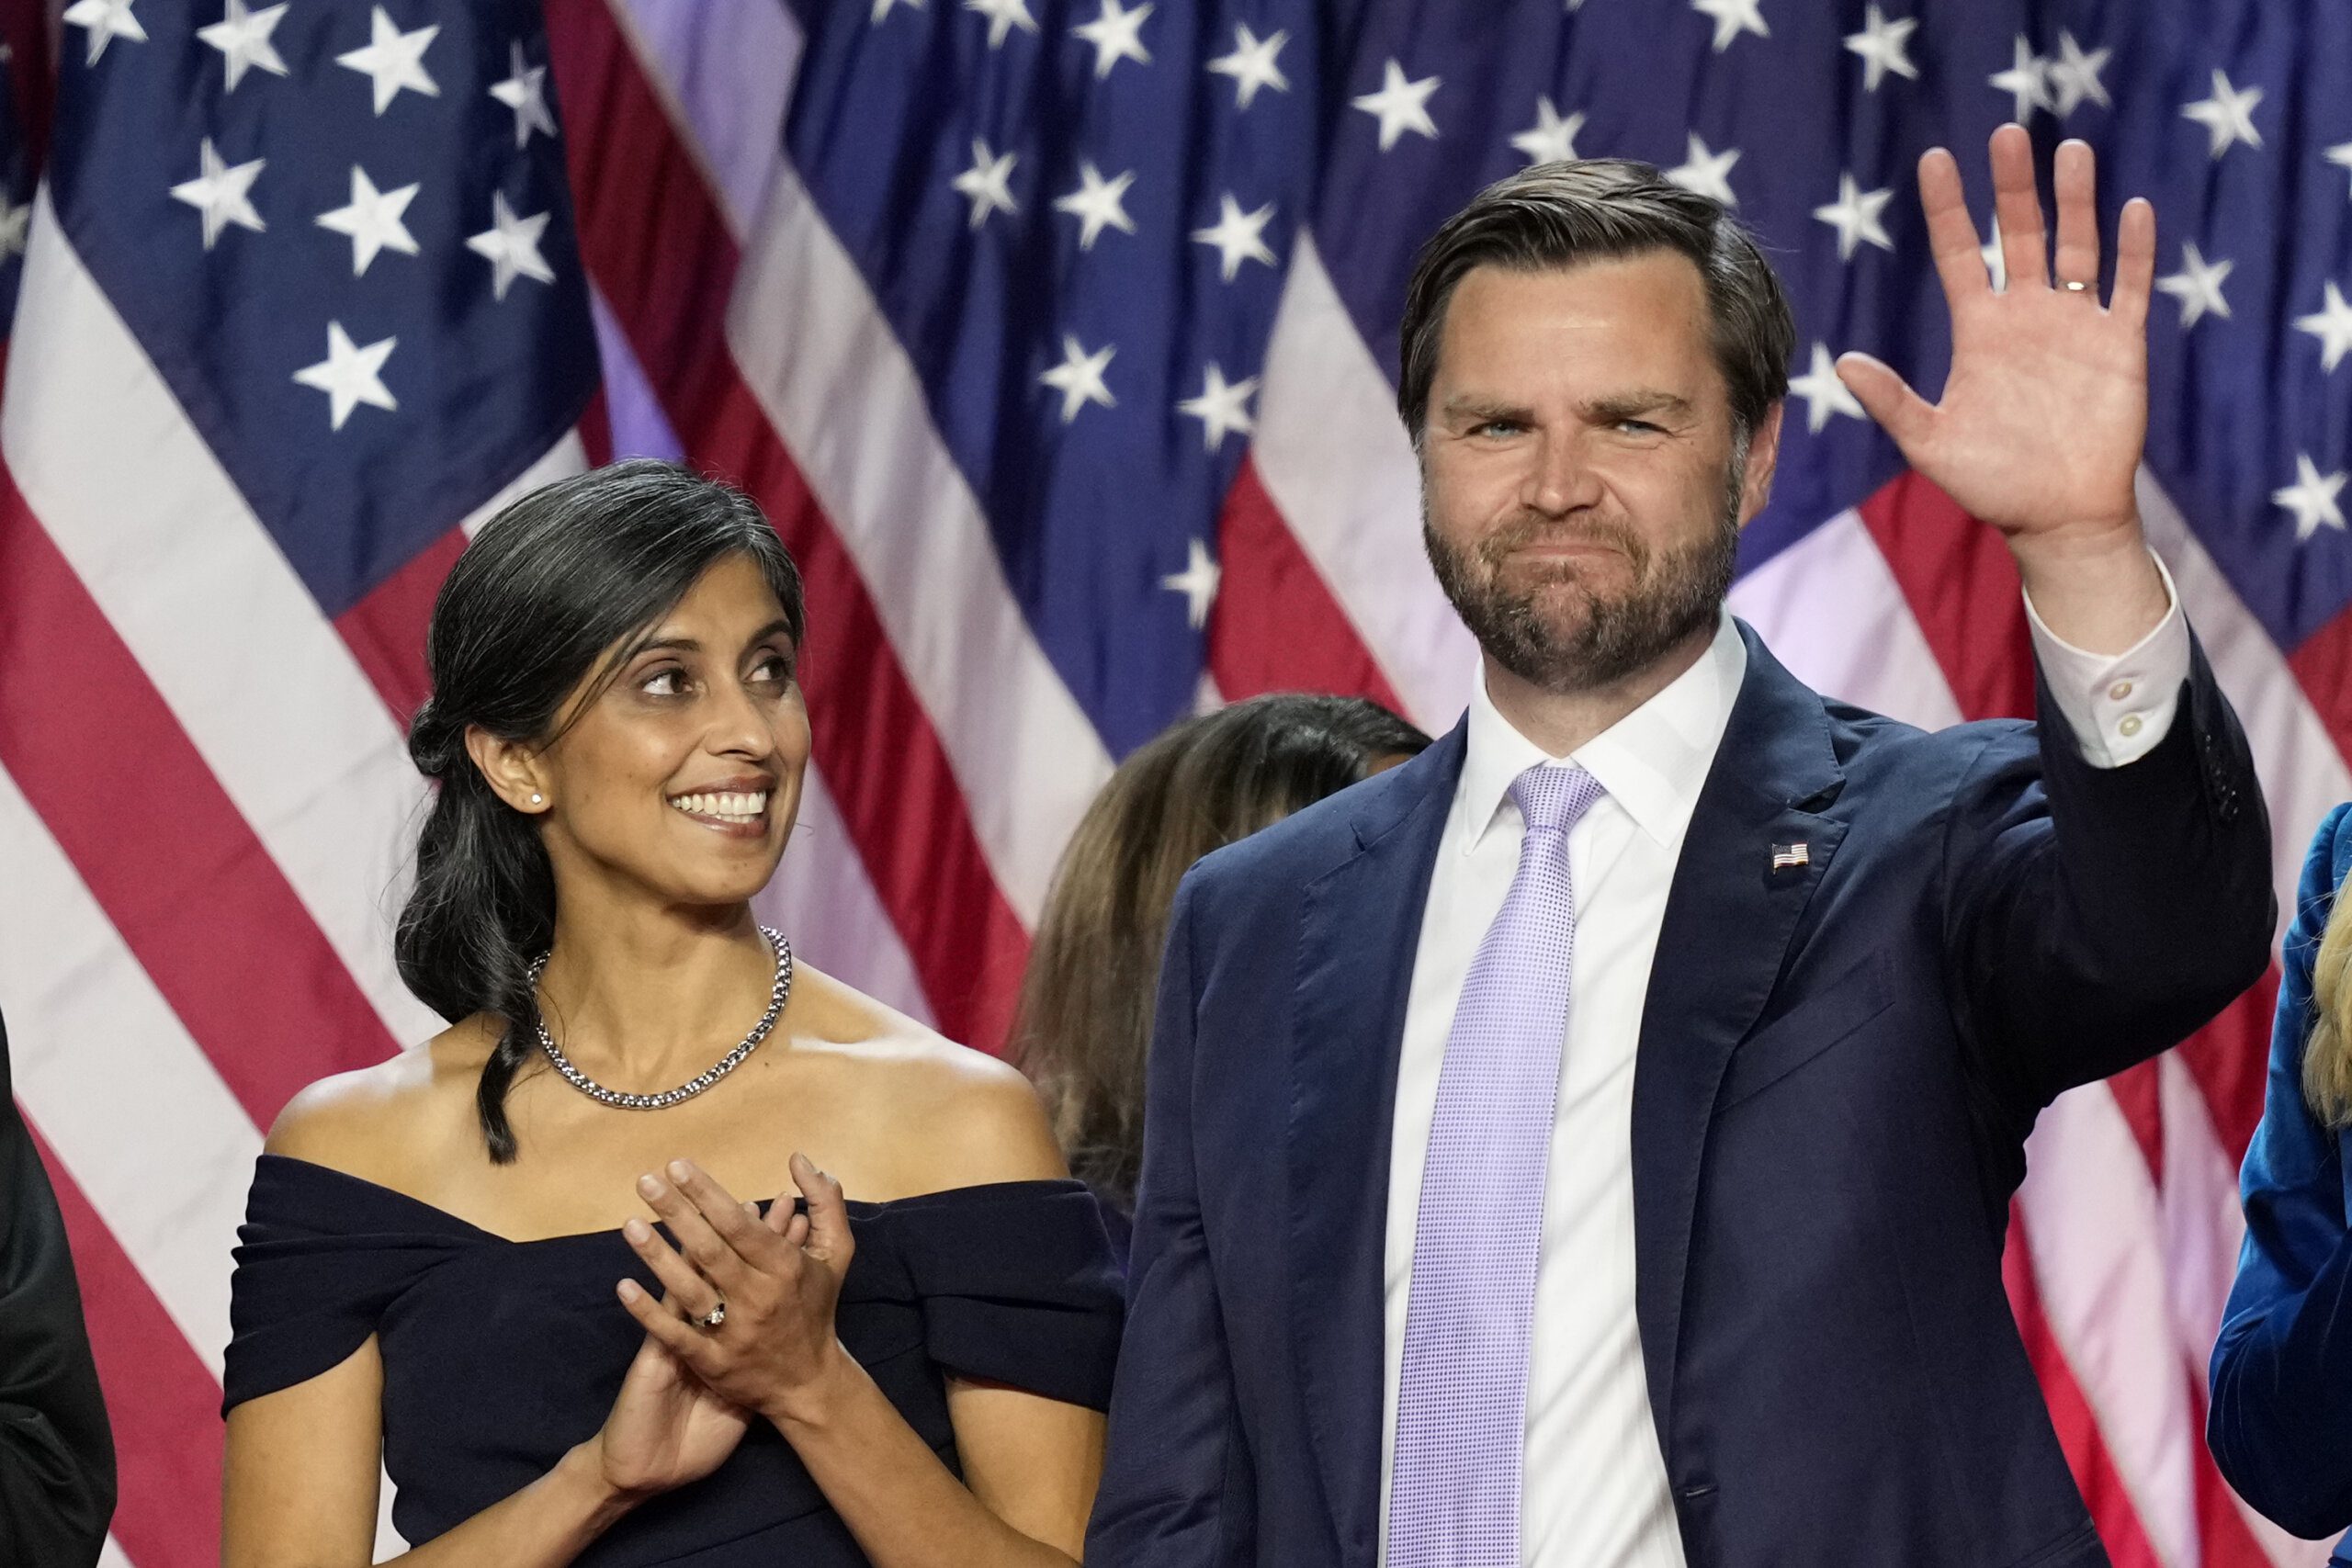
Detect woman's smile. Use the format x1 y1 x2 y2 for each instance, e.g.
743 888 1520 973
666 783 774 839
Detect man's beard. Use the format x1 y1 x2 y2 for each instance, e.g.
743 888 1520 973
1423 448 1747 696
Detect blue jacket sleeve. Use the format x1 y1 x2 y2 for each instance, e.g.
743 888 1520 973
1085 873 1250 1564
2208 802 2352 1541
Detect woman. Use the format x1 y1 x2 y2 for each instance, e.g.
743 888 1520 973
1011 694 1430 1243
2211 805 2352 1551
221 462 1118 1567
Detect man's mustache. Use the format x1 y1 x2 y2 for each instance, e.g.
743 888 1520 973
1477 513 1651 572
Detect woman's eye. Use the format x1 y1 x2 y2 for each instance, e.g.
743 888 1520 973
753 654 796 685
641 668 687 697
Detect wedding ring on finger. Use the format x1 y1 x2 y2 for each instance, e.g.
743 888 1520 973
695 1299 728 1332
2060 278 2093 294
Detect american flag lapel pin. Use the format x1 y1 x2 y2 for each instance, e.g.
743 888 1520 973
1770 842 1811 874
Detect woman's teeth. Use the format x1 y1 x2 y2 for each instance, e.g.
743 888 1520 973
669 790 768 823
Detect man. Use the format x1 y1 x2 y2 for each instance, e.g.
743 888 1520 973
1086 130 2271 1568
0 1007 114 1565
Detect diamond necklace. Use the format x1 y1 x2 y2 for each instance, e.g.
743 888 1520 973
527 925 793 1110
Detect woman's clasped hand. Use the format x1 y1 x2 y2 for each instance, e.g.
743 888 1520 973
588 1152 853 1503
616 1155 853 1427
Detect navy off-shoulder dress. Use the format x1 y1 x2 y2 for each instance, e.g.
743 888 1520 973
223 1155 1123 1565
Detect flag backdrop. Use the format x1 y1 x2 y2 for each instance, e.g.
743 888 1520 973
0 0 2346 1563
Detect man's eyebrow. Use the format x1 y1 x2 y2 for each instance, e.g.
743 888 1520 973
1584 390 1696 422
1438 394 1534 424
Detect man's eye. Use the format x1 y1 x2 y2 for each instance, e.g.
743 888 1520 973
1476 420 1521 438
1616 420 1662 434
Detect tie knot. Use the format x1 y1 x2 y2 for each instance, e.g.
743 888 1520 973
1510 762 1604 835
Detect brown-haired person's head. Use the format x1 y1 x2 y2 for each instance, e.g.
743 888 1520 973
1012 694 1431 1213
1401 158 1794 697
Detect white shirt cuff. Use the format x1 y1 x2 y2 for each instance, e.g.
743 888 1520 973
2020 549 2189 770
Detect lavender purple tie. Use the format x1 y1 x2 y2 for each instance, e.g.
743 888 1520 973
1391 761 1606 1568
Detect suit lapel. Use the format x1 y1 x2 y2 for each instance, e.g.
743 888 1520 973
1630 626 1849 1439
1289 723 1464 1565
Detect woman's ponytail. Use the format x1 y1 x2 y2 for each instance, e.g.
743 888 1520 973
395 698 557 1161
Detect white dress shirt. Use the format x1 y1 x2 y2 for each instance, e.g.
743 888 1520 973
1375 569 2190 1568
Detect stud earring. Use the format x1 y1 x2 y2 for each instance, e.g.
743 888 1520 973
529 794 545 806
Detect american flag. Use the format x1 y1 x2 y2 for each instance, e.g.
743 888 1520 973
0 0 2342 1564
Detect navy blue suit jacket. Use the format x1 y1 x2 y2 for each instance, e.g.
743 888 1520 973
1088 625 2271 1568
2209 805 2352 1556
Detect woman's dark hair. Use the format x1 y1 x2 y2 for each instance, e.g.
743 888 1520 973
396 460 806 1163
1010 694 1432 1212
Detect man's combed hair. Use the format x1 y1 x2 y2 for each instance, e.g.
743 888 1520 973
1396 158 1796 445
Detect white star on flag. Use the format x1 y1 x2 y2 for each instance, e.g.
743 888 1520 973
1191 194 1277 282
871 0 922 20
1054 162 1136 251
952 140 1019 229
2156 242 2233 328
293 322 399 431
2297 282 2352 373
489 42 558 148
1815 173 1895 261
465 191 556 299
1207 24 1289 110
1072 0 1151 79
966 0 1037 51
2183 69 2263 159
169 138 266 252
2329 142 2352 199
1162 537 1222 629
1787 343 1866 434
316 165 421 276
197 0 288 93
1990 37 2052 121
1666 132 1741 206
1511 97 1585 164
337 6 440 116
1980 213 2007 292
62 0 145 66
2048 31 2112 117
2275 453 2348 543
1842 6 1917 94
0 196 28 262
1040 334 1115 423
1691 0 1769 53
1177 364 1259 451
1352 60 1440 152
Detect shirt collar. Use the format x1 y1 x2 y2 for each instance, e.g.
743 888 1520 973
1457 609 1748 853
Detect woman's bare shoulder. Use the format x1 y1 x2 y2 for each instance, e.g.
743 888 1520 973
789 965 1067 1193
264 1017 498 1185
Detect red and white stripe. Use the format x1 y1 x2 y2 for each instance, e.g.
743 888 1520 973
0 4 2333 1564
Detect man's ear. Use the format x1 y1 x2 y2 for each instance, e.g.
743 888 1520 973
1736 400 1784 525
463 725 552 815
